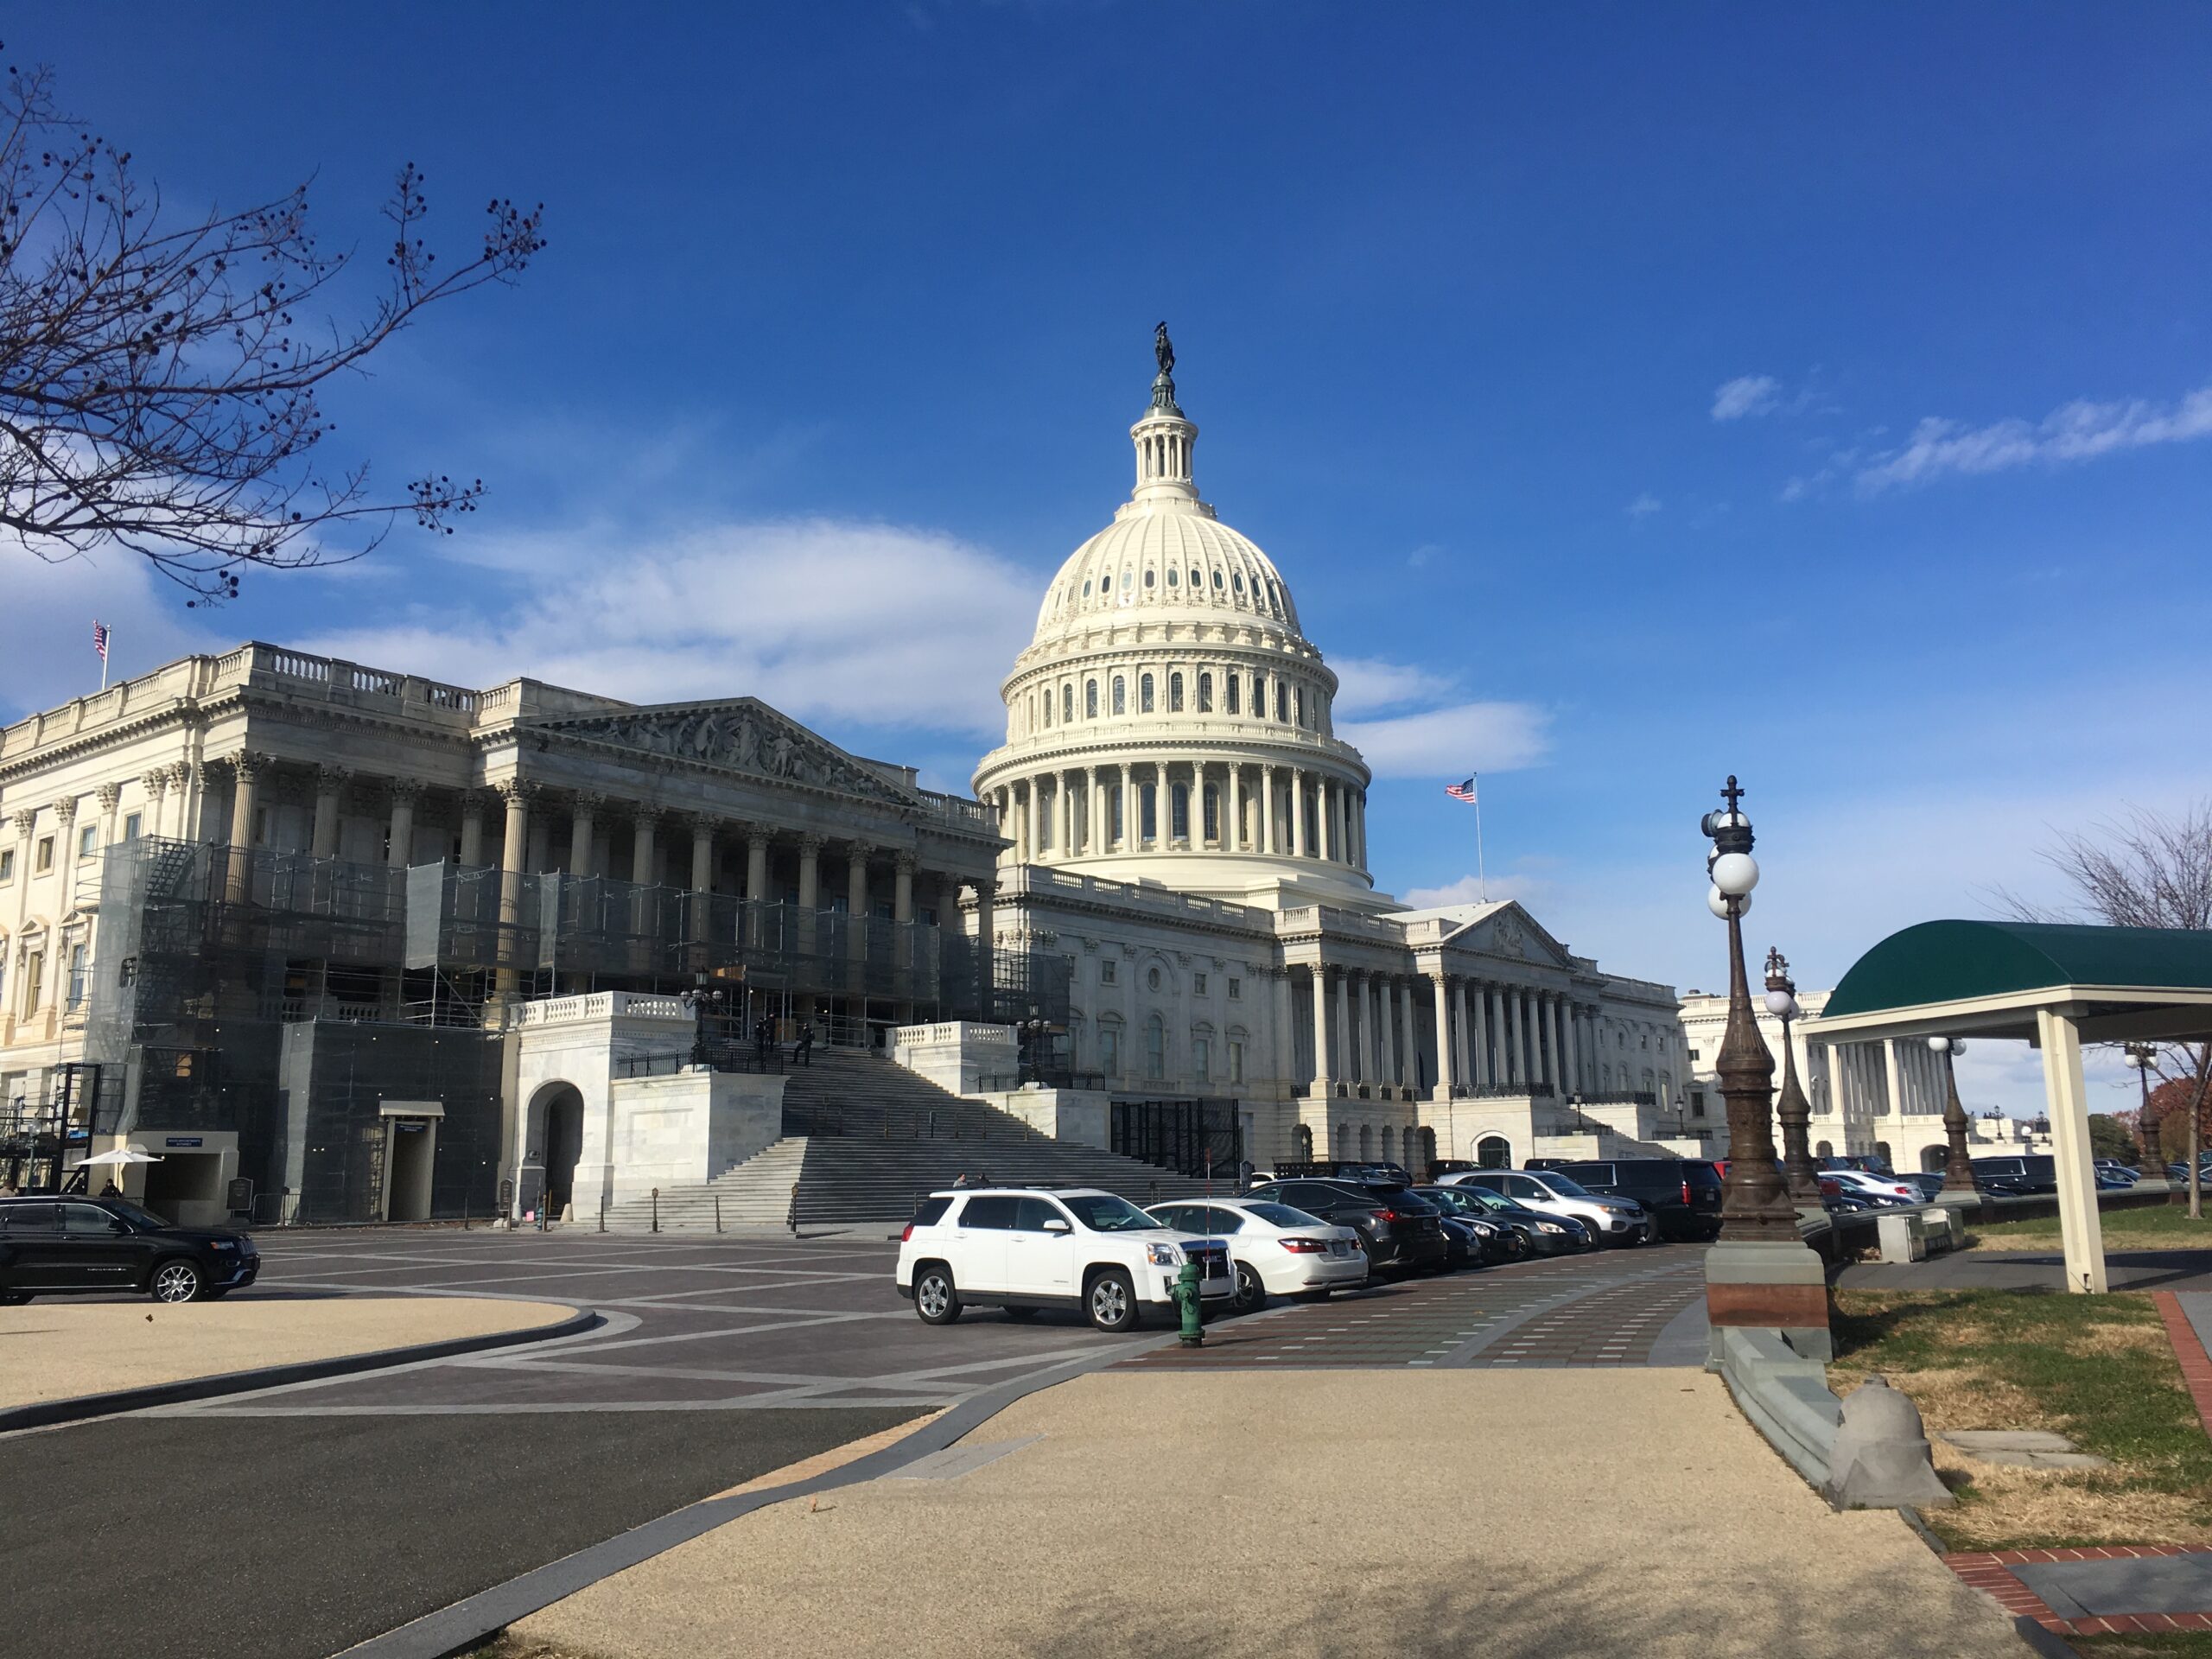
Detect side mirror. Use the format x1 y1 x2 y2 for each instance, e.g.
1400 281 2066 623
1041 1217 1071 1235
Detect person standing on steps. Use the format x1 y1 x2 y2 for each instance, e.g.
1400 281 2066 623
796 1023 816 1066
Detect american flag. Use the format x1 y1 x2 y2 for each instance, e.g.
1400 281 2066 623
1445 775 1478 804
92 621 110 661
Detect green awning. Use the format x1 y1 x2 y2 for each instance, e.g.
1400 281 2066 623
1825 919 2212 1018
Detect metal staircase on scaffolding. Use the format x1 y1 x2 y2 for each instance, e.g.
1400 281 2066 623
599 1048 1217 1230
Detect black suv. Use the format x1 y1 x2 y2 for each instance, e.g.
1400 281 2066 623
1243 1179 1449 1273
0 1196 259 1304
1971 1155 2058 1196
1540 1159 1724 1243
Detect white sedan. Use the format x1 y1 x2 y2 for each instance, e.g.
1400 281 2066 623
1146 1198 1369 1312
1821 1167 1924 1205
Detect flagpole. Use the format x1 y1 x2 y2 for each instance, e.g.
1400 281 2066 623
99 629 110 692
1475 786 1486 903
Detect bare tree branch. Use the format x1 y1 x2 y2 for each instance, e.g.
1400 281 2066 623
0 48 546 602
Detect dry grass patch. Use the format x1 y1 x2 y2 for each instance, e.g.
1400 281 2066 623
1831 1288 2212 1549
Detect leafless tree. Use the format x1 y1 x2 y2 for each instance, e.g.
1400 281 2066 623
0 48 545 604
1995 800 2212 1216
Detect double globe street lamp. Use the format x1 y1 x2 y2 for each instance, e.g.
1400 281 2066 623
2126 1041 2164 1170
1925 1035 1978 1194
1701 777 1798 1239
1762 949 1820 1204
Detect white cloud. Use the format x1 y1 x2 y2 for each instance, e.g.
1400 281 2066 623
297 517 1039 740
1401 869 1553 911
0 547 219 721
1855 383 2212 493
1331 656 1459 716
1337 701 1550 780
1711 374 1781 421
1626 493 1662 518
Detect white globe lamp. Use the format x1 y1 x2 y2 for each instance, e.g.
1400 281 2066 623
1711 851 1760 899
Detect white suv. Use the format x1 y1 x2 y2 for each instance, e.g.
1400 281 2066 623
896 1187 1235 1332
1440 1169 1656 1246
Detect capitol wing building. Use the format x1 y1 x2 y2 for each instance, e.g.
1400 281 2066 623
0 340 1712 1227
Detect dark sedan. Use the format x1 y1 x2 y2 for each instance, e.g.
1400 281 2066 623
1243 1179 1450 1274
0 1195 259 1304
1417 1183 1591 1256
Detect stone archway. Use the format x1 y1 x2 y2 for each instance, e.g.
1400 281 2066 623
1921 1143 1948 1173
1477 1134 1511 1170
524 1080 587 1218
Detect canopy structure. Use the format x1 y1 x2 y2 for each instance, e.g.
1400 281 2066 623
1815 919 2212 1293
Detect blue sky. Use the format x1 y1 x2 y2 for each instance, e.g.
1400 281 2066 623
10 4 2210 1116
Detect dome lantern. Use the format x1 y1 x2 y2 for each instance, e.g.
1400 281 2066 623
1130 321 1200 508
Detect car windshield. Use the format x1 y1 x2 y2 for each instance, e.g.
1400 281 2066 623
1532 1173 1593 1198
1060 1194 1164 1232
102 1198 171 1230
1240 1203 1322 1229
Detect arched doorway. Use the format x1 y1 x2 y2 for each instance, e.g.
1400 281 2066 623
1332 1122 1350 1159
1921 1144 1948 1173
1357 1124 1373 1160
1477 1135 1511 1170
1293 1123 1313 1161
1417 1126 1437 1178
1815 1141 1833 1160
1873 1140 1893 1172
526 1081 586 1219
1400 1127 1415 1172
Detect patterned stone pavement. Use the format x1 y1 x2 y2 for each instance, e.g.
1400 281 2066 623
1120 1243 1710 1371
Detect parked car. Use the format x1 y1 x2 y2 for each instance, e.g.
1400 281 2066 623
0 1195 259 1304
1435 1212 1506 1269
1819 1154 1895 1174
1437 1168 1656 1246
895 1187 1234 1332
1417 1183 1589 1256
1897 1172 1948 1202
2094 1159 2140 1180
1821 1168 1925 1205
1268 1161 1414 1185
1970 1155 2058 1196
1145 1198 1369 1311
1240 1179 1451 1274
1537 1159 1724 1243
1819 1185 1877 1215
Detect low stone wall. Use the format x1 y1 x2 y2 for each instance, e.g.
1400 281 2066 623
975 1087 1110 1149
603 1069 786 1205
1715 1326 1840 1491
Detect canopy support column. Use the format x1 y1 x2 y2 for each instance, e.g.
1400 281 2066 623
2036 1007 2107 1294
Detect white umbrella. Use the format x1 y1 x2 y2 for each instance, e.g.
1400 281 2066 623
77 1146 163 1167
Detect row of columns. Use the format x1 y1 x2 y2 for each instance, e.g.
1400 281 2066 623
991 760 1366 868
1305 965 1600 1100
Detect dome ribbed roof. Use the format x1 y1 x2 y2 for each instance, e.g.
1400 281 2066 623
1029 508 1303 649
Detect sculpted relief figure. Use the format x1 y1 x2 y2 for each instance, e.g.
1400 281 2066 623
768 732 797 778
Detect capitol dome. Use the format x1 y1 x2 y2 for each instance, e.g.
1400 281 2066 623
974 332 1376 908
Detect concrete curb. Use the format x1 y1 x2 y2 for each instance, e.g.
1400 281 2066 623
337 1325 1183 1659
0 1306 599 1434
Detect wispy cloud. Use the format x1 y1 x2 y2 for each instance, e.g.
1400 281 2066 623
297 516 1039 740
1855 383 2212 493
1711 374 1781 421
1625 493 1662 518
1338 701 1550 780
1331 656 1459 715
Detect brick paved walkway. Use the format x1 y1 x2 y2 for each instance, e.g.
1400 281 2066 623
1120 1247 1707 1371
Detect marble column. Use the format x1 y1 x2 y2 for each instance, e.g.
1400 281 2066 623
1548 995 1567 1090
631 809 659 886
459 791 487 868
1310 963 1333 1093
1273 969 1295 1089
796 834 822 962
494 779 532 999
568 792 600 876
1260 766 1277 855
893 852 914 922
145 768 172 842
1228 763 1243 852
387 779 420 868
744 830 770 947
689 817 714 893
226 752 267 850
1454 979 1475 1089
1431 974 1455 1100
1332 969 1352 1095
1290 771 1307 857
1396 978 1416 1089
1119 763 1134 851
973 879 996 1019
310 764 346 858
1377 975 1398 1090
1504 988 1523 1086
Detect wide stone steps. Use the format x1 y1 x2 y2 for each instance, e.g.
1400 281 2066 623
601 1048 1214 1230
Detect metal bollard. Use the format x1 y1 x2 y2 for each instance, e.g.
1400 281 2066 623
652 1186 660 1234
1174 1259 1205 1347
715 1192 723 1234
787 1182 801 1236
599 1195 607 1234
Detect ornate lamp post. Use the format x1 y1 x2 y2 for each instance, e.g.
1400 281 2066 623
1926 1036 1977 1194
1701 778 1797 1239
2126 1042 2163 1170
1762 949 1819 1203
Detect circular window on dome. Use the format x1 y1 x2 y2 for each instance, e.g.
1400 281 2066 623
1145 569 1156 588
1232 573 1244 594
1147 966 1162 992
1211 569 1223 589
1166 569 1178 587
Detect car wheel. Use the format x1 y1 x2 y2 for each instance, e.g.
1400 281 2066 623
1504 1232 1530 1260
1086 1268 1140 1333
1231 1262 1265 1313
151 1259 205 1304
1003 1305 1039 1322
912 1264 962 1325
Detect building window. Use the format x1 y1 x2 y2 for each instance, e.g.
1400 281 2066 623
1101 1021 1122 1076
1294 686 1306 728
66 942 87 1008
1275 683 1288 722
0 849 12 882
1228 1039 1244 1084
35 837 54 874
1141 782 1157 842
1112 677 1126 715
1169 672 1184 713
1211 569 1223 589
1227 976 1242 1000
1688 1047 1700 1063
1192 1036 1211 1084
1477 1135 1512 1169
1100 958 1117 986
1225 677 1240 715
1236 574 1249 596
1147 965 1162 991
1110 785 1124 842
1252 674 1265 717
1040 690 1051 728
1193 972 1208 995
1197 672 1212 713
1145 1014 1166 1080
1170 783 1189 840
1140 674 1155 714
1166 568 1178 588
21 950 43 1016
122 812 142 842
77 825 97 859
1086 680 1099 718
1202 785 1218 842
1144 569 1155 588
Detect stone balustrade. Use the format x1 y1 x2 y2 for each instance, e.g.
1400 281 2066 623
516 990 695 1028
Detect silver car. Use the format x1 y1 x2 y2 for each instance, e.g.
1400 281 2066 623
1439 1168 1656 1247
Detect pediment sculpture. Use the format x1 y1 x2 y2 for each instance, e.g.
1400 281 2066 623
531 703 912 804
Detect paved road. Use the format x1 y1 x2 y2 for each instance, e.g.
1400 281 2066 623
0 1225 1710 1658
